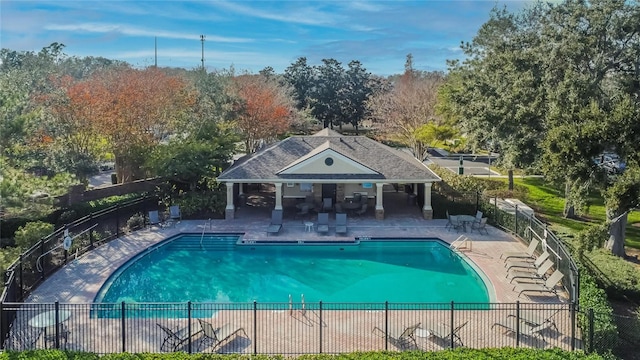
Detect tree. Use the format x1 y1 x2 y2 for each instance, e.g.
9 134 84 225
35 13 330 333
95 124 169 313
343 60 376 133
232 74 295 153
369 55 446 160
65 67 193 182
311 59 346 129
283 57 315 111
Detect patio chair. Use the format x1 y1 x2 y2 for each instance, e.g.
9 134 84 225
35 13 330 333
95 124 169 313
335 213 348 234
7 326 42 350
500 238 540 261
355 203 368 216
353 192 362 203
372 322 420 350
491 317 552 342
513 270 564 298
471 217 489 235
44 323 70 348
197 319 247 352
305 194 315 205
447 215 463 232
474 210 483 223
317 213 329 234
295 204 310 219
445 210 452 230
267 210 283 235
505 251 550 271
423 320 468 346
322 197 333 211
508 259 555 284
157 323 200 352
169 205 182 224
148 210 162 228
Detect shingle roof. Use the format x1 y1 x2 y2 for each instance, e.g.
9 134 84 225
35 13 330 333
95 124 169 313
218 130 441 182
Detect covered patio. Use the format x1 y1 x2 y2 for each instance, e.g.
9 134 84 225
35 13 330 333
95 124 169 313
218 129 441 221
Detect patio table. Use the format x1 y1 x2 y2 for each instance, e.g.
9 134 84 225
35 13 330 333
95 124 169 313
456 215 477 232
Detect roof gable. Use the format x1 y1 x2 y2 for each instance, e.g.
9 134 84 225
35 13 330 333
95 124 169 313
279 146 379 175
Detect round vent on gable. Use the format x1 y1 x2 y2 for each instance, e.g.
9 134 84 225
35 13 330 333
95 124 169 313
325 157 334 166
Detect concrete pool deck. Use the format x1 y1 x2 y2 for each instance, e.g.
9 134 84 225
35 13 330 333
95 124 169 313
13 204 579 354
27 213 568 305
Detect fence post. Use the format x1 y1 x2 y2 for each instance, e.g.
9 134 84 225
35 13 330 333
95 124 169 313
450 301 454 349
588 308 594 353
54 301 60 349
319 301 323 353
0 302 3 350
116 204 121 238
40 239 45 280
19 255 24 301
476 191 479 213
89 213 95 249
121 301 126 353
187 301 192 354
514 205 518 235
253 301 257 355
571 303 576 351
494 196 498 223
384 301 389 350
515 301 520 347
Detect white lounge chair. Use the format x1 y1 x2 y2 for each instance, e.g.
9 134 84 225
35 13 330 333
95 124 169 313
372 322 420 350
335 213 347 234
500 238 540 261
317 213 329 234
505 251 550 271
513 269 564 298
267 210 283 235
508 259 554 284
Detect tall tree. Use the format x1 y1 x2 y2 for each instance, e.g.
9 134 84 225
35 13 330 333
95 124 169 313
343 60 375 133
311 59 346 129
283 57 315 111
232 74 295 153
369 55 446 160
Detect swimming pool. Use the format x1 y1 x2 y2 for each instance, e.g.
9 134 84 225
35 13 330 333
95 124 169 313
95 235 491 304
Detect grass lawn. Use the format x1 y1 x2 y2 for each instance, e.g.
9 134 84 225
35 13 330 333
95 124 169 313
510 177 640 250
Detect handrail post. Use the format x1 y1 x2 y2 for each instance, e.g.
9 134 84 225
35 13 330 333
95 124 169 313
514 205 519 235
19 255 24 301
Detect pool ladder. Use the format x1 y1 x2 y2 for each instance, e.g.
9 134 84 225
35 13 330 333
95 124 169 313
200 219 212 250
450 235 472 252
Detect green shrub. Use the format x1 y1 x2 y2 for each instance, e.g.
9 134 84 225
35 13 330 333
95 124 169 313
585 249 640 300
125 213 146 233
578 271 618 354
13 221 55 249
0 349 605 360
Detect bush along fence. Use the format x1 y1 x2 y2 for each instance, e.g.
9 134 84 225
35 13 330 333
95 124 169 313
1 301 581 354
1 196 158 304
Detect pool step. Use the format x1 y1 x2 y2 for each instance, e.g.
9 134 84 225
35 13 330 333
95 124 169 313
163 237 237 252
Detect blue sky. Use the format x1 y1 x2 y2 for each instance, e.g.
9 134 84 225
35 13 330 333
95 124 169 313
1 1 529 76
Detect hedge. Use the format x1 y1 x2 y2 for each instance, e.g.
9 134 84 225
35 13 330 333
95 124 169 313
0 349 605 360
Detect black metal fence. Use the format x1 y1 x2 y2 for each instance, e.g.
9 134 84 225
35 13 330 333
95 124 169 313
1 196 158 304
1 301 579 354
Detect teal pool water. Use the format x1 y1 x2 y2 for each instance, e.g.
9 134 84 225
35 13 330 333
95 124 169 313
95 235 490 304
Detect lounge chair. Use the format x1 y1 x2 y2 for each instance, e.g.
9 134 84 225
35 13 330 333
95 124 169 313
157 323 201 352
335 213 347 234
505 251 550 271
513 269 564 298
508 308 561 332
197 319 247 352
471 217 488 235
474 210 483 223
355 203 368 216
372 322 420 350
169 205 182 225
317 213 329 234
149 210 162 227
500 238 540 261
491 317 552 342
322 197 333 211
423 320 468 346
267 210 283 235
508 259 554 284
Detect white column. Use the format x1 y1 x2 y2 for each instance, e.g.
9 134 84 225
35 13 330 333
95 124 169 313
225 182 235 210
238 183 244 195
413 183 418 195
375 183 384 210
423 182 433 212
274 182 283 210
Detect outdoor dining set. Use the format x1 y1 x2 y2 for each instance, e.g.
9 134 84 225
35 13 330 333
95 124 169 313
445 210 488 234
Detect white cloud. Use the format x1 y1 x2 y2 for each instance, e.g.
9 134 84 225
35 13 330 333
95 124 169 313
210 1 341 26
